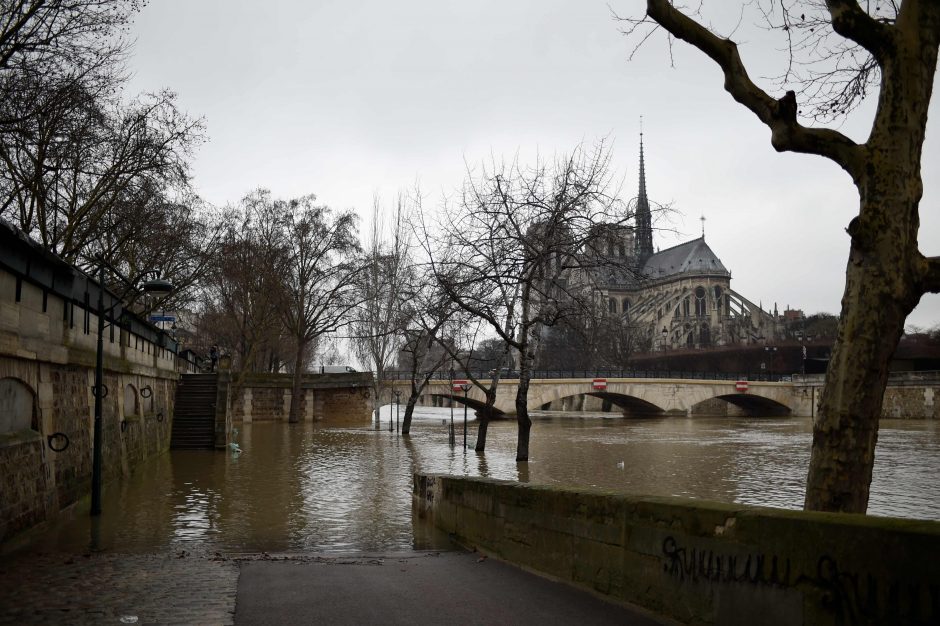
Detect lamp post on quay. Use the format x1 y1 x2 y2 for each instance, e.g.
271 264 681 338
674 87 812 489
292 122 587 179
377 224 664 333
394 390 401 433
91 263 173 517
764 345 778 381
460 382 471 450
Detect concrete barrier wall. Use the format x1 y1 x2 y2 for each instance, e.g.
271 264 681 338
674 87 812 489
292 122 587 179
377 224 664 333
414 474 940 625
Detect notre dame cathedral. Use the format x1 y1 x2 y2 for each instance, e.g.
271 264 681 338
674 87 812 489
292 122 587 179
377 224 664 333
589 136 779 352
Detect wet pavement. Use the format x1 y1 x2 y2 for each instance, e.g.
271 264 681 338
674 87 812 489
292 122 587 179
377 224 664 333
0 551 238 625
0 549 666 625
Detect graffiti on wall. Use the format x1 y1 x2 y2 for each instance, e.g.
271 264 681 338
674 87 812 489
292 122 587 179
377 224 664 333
661 536 791 587
662 536 938 622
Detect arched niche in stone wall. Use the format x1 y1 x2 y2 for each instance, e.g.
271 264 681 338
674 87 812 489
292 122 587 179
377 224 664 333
0 377 36 434
123 383 139 418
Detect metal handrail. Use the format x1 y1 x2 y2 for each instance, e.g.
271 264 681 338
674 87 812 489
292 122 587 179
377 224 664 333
378 369 940 385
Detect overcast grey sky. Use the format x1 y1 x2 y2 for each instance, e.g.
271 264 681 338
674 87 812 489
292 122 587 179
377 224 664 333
125 1 940 328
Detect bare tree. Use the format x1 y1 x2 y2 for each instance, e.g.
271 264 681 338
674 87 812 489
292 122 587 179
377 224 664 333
621 1 940 512
0 87 203 261
430 141 631 461
275 194 361 423
0 1 204 267
396 266 458 435
200 190 289 373
0 0 137 131
0 1 138 75
450 322 515 453
351 194 413 420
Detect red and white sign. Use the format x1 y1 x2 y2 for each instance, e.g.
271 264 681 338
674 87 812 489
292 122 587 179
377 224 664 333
452 379 469 392
592 378 607 390
735 380 749 392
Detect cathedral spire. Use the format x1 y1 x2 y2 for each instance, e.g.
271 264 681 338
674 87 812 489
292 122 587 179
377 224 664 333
635 126 654 264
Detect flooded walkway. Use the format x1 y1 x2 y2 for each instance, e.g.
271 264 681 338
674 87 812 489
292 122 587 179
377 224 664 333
19 409 940 555
4 410 939 624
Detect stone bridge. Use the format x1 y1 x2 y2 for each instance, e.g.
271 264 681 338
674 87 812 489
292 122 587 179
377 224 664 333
389 377 813 418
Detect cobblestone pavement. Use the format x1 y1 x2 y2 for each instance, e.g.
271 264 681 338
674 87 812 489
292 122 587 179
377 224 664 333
0 551 238 625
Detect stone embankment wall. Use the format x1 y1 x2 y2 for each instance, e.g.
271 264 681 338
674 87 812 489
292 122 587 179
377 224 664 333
879 386 938 419
227 373 372 423
415 474 940 625
794 379 939 420
1 226 178 546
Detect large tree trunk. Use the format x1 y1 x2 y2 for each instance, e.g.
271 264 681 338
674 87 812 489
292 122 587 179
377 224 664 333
402 374 429 435
474 386 499 452
804 19 936 512
805 167 922 512
641 0 940 514
401 395 419 434
474 417 490 452
515 349 534 461
287 338 306 423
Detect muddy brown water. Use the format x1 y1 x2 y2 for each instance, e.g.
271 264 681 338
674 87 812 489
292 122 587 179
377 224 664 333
22 408 940 554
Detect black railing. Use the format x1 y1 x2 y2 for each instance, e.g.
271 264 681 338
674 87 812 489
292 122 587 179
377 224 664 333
381 370 793 383
380 369 940 385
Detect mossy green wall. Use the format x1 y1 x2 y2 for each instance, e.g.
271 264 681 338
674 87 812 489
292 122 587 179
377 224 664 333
414 474 940 625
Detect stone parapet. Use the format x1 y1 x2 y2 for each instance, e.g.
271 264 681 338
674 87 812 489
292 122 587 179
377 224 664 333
227 373 372 423
414 473 940 625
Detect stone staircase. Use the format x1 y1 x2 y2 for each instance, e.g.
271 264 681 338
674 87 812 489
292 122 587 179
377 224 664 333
171 373 218 449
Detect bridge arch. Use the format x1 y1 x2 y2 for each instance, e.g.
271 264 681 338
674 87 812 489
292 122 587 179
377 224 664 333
533 390 666 418
693 393 791 417
589 392 665 417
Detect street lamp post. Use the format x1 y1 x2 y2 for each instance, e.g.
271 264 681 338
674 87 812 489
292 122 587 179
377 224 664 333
661 326 668 351
91 263 172 517
800 314 807 378
764 345 778 381
394 390 401 433
90 266 106 516
460 383 471 450
449 367 455 447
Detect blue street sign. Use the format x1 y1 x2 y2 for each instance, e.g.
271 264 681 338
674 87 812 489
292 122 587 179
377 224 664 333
149 315 176 323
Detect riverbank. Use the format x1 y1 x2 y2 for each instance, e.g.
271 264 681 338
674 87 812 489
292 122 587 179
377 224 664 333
415 473 940 625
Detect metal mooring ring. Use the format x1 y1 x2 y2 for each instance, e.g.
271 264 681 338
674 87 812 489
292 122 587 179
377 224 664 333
91 384 109 399
156 412 164 422
47 432 70 452
140 386 153 398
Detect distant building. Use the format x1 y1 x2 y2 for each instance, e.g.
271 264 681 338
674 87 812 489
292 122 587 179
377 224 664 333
583 136 779 350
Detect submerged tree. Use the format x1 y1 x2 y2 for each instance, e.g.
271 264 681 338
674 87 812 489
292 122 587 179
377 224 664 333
396 269 458 435
351 194 413 421
622 1 940 512
201 190 290 373
429 141 632 461
276 195 361 423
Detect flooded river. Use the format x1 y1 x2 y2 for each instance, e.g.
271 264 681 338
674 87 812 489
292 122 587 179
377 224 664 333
24 408 940 555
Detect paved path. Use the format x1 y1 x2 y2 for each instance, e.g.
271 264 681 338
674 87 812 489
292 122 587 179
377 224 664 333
0 549 666 625
0 551 238 625
235 551 665 625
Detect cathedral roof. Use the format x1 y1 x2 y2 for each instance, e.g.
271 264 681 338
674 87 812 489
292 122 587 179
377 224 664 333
641 237 729 278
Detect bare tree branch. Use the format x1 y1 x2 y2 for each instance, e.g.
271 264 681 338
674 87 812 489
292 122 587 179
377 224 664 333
645 0 864 179
825 0 896 60
922 255 940 294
